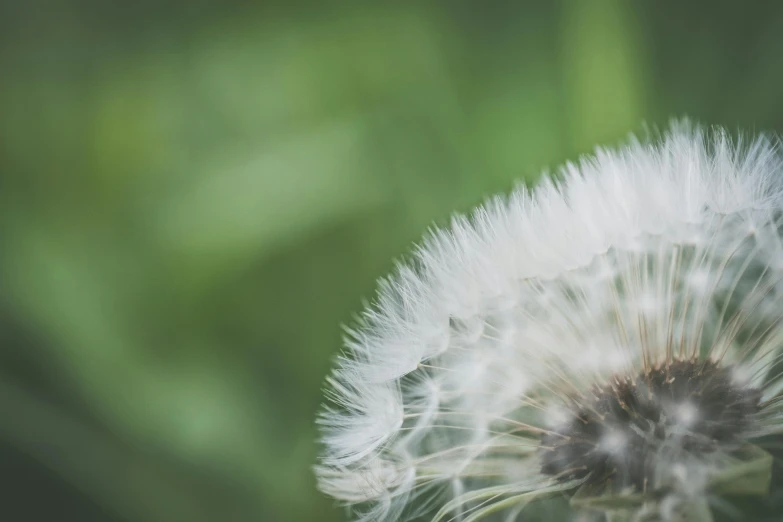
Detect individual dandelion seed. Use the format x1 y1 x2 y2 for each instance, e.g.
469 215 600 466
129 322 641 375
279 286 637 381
315 122 783 522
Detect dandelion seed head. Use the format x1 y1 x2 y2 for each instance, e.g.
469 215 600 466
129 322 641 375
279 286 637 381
315 122 783 521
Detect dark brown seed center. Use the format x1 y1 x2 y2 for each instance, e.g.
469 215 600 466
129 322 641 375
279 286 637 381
539 359 761 491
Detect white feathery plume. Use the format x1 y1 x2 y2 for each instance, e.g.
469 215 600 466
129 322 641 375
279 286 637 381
315 122 783 521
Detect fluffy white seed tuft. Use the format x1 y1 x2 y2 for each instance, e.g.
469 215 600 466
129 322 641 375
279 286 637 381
316 122 783 521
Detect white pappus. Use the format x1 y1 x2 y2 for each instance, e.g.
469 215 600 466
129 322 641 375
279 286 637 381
315 122 783 522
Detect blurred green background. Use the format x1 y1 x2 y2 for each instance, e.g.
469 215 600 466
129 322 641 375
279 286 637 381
2 1 783 521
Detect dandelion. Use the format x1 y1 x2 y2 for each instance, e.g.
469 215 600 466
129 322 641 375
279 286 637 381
315 122 783 521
